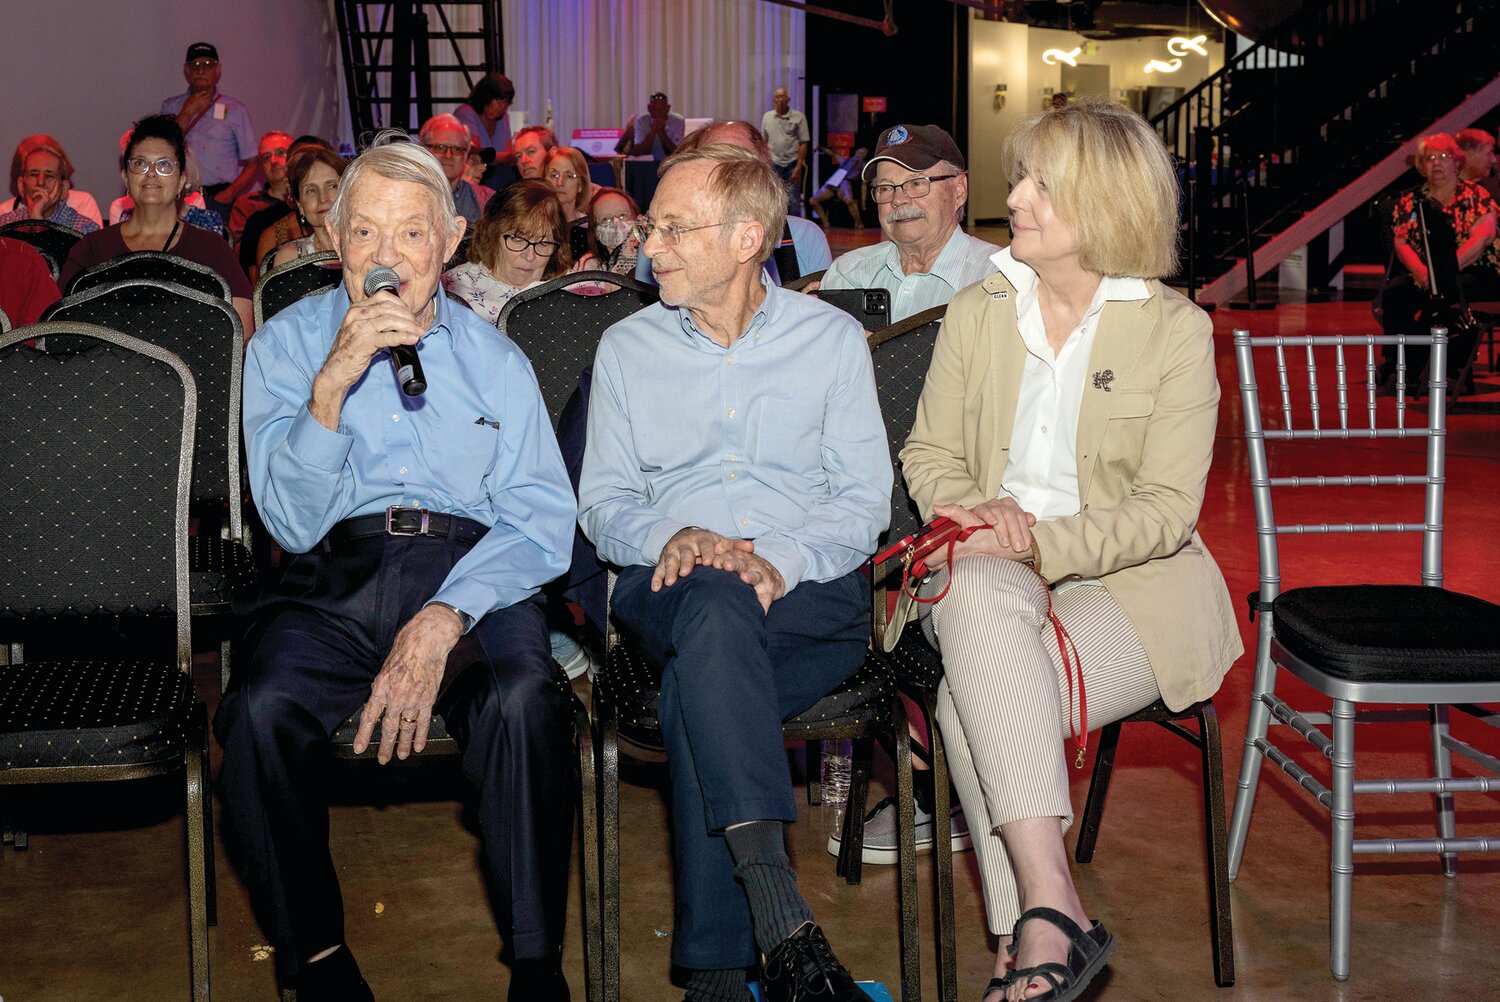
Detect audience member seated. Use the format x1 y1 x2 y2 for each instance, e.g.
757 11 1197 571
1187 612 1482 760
442 178 571 326
0 141 101 234
578 142 891 1002
581 186 642 276
1380 132 1499 388
614 90 684 210
111 147 227 237
899 103 1240 1002
820 124 999 321
546 146 593 261
229 131 294 245
0 236 62 325
420 114 492 223
513 126 557 181
633 120 831 287
810 146 868 232
454 71 517 183
245 136 338 280
268 147 347 270
1456 127 1499 202
3 135 102 228
160 41 258 227
60 114 253 333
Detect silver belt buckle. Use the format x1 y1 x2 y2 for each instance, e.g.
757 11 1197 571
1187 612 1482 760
385 505 431 536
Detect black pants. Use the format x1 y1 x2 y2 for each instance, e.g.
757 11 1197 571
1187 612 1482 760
1380 267 1500 382
214 531 577 982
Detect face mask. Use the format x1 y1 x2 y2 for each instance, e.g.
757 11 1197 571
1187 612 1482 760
596 218 631 250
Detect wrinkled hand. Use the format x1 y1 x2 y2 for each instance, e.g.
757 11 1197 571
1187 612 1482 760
654 527 743 591
176 92 214 127
25 176 62 221
353 604 464 764
310 293 425 426
933 498 1037 561
709 542 786 613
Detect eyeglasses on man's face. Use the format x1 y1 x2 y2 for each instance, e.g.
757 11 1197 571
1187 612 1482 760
187 59 219 70
634 217 727 247
1423 153 1456 164
259 149 290 163
547 170 580 183
424 142 467 159
869 174 960 203
126 157 180 177
502 233 560 256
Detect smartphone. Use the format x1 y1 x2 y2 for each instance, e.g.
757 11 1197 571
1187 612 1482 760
819 287 892 331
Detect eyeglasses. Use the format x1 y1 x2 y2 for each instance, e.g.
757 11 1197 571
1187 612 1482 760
502 233 560 256
649 93 668 102
547 170 580 182
424 142 467 159
635 217 727 246
23 170 60 184
869 174 960 203
1423 153 1456 163
125 157 180 177
187 58 218 69
259 149 290 163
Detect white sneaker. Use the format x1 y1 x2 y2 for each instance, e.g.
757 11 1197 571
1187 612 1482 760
826 795 972 865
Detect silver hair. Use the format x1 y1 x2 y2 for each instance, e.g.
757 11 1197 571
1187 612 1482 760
419 113 471 144
326 131 460 240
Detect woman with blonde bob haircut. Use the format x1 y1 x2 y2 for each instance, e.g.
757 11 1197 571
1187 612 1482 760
899 101 1240 1002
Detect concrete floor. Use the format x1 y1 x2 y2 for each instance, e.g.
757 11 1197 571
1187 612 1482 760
4 262 1500 1001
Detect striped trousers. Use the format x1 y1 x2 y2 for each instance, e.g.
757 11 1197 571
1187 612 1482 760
925 554 1159 935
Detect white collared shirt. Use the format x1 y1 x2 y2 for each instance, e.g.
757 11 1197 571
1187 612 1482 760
991 248 1150 522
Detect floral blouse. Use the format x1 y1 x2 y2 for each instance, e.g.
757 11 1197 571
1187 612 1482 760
1391 179 1500 275
441 262 535 327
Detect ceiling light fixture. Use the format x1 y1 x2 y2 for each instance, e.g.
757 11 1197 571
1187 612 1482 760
1167 34 1209 57
1144 58 1183 73
1042 46 1082 67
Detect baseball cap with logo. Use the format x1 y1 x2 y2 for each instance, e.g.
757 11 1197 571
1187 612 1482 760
185 42 219 62
861 124 965 181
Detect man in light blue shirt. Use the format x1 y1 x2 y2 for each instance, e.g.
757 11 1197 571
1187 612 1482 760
580 143 891 1002
821 123 999 320
159 43 258 226
219 142 578 1001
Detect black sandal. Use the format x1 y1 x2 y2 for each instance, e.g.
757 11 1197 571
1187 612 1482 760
981 976 1007 1001
993 906 1114 1002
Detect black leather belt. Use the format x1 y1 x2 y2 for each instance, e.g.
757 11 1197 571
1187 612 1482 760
328 506 488 547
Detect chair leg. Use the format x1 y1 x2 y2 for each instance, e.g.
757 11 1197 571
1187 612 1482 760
922 689 957 1002
1196 703 1235 987
220 637 232 695
199 701 218 928
1329 699 1355 981
837 736 875 884
599 707 622 1002
1227 614 1278 880
1073 721 1124 864
1428 704 1459 877
891 700 921 1002
185 701 212 1001
574 694 602 1002
807 739 823 805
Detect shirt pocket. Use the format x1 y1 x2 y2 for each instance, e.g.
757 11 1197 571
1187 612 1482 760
750 395 824 470
1100 389 1155 467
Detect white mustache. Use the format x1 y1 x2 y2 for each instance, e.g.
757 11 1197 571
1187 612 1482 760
886 206 928 223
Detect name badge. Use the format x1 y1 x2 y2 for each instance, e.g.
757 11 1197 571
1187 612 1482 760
990 290 1009 300
213 102 228 120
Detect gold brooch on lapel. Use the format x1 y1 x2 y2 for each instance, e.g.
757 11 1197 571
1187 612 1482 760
1091 369 1115 392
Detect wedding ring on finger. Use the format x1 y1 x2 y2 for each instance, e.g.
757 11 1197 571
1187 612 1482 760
399 714 419 725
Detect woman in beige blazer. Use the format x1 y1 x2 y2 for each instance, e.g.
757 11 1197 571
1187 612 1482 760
900 104 1241 1002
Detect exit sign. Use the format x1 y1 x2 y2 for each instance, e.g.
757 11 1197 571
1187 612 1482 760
862 96 887 113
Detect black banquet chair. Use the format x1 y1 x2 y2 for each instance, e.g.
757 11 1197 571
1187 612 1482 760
0 218 84 280
0 321 213 1000
254 250 342 326
1227 328 1500 980
0 305 9 334
66 250 232 301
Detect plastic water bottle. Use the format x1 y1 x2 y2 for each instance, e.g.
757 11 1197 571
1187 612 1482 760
820 738 854 813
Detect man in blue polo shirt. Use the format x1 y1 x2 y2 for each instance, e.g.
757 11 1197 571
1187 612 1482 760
160 42 258 228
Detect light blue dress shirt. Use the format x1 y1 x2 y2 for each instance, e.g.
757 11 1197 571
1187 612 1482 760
821 225 1000 321
578 277 892 594
243 284 576 625
159 90 257 187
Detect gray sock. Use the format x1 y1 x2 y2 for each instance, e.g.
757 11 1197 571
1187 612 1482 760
724 820 814 956
684 966 752 1002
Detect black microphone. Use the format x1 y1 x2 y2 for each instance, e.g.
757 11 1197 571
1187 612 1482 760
363 266 427 396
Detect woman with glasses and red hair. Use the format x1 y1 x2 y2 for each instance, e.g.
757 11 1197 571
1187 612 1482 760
441 178 571 327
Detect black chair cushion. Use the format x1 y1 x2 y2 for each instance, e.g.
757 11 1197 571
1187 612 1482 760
781 655 896 736
189 537 259 607
0 660 191 769
1274 584 1500 683
882 628 945 692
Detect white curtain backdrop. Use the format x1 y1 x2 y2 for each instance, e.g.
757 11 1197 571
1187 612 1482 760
499 0 806 140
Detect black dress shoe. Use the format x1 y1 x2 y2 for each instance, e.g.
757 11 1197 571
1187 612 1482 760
297 944 375 1001
508 956 571 1002
761 923 867 1002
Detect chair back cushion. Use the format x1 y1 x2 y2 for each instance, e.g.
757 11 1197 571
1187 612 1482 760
66 250 232 301
254 250 342 327
497 270 658 427
0 219 83 280
869 304 946 546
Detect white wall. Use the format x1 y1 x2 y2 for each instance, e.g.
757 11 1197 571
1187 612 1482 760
0 0 345 205
967 16 1224 221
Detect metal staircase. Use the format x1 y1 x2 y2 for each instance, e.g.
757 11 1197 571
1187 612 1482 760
334 1 503 141
1152 0 1500 301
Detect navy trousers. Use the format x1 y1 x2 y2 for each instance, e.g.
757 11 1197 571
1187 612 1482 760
610 564 869 969
215 532 577 982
